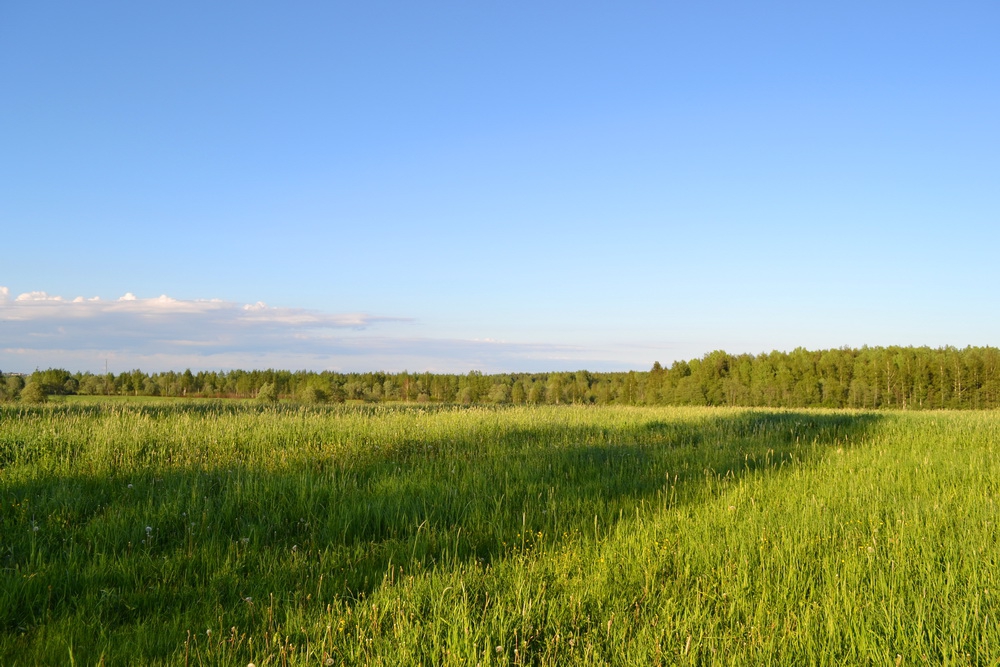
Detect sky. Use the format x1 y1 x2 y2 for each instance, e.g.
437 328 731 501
2 1 999 374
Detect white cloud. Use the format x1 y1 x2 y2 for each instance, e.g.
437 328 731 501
15 291 64 302
0 286 660 373
0 289 387 325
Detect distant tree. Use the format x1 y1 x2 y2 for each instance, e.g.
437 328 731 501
488 382 511 404
31 368 74 395
571 370 591 403
647 362 665 404
591 378 612 405
130 369 146 396
624 371 640 405
510 380 527 404
256 382 279 403
21 381 48 404
327 383 347 404
381 379 397 401
343 381 364 401
180 369 195 396
6 375 25 397
400 371 413 401
298 385 327 405
462 371 490 403
546 374 564 404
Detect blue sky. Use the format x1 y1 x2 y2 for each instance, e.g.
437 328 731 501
2 2 998 374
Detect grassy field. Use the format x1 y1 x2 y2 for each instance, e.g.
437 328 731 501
2 403 999 665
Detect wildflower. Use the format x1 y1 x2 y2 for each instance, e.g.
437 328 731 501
127 484 134 489
146 526 153 535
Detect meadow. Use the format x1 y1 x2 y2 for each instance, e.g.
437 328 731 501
1 402 998 665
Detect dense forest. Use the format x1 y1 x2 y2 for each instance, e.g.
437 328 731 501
3 345 1000 410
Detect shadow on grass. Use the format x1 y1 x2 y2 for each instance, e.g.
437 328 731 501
1 408 881 657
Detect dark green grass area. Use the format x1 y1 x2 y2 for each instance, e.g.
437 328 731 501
2 404 996 665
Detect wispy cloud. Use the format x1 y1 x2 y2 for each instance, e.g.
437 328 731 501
4 290 389 327
0 287 655 373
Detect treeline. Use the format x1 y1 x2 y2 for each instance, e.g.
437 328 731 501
3 345 1000 409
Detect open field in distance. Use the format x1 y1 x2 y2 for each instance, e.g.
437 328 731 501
2 403 998 665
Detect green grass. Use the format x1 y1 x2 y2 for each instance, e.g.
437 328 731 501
1 403 998 665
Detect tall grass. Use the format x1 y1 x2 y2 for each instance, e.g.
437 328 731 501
1 403 997 664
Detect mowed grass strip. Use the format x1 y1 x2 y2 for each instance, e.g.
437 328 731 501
1 404 997 665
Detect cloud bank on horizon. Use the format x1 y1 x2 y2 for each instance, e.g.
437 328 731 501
0 286 650 374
